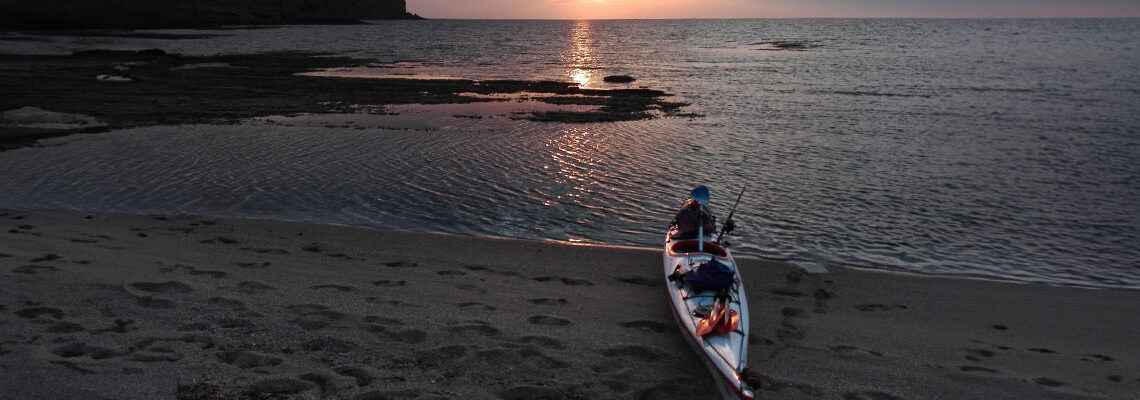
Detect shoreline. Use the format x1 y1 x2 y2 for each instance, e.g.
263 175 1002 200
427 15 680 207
1 207 1137 399
7 205 1133 292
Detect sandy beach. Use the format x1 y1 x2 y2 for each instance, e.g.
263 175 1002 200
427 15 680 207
0 207 1135 399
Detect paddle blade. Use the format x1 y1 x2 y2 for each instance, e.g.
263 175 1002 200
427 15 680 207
714 309 740 334
690 186 709 205
697 298 726 337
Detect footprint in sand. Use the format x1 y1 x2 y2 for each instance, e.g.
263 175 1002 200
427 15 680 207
235 281 274 293
477 347 570 369
618 320 671 333
298 372 352 395
842 390 904 400
382 261 416 268
601 380 631 393
363 316 404 326
54 342 125 360
414 345 468 367
769 288 807 298
617 276 660 287
964 348 996 361
454 284 487 294
533 276 593 286
853 304 907 312
527 315 571 326
182 266 227 278
447 323 501 337
199 236 240 244
437 270 467 276
499 386 566 399
31 254 60 263
813 288 834 313
958 365 1001 374
217 350 283 369
456 302 496 311
1084 354 1115 361
510 336 566 350
601 345 666 362
90 319 136 334
240 247 289 255
129 281 193 293
49 360 96 374
781 307 806 318
1033 377 1065 387
127 352 182 363
287 305 346 330
16 306 65 320
180 334 218 349
364 297 407 307
47 322 86 333
178 322 213 332
333 365 377 386
135 296 177 309
527 298 568 306
236 261 273 268
12 265 59 274
244 378 314 396
368 325 428 343
372 280 406 287
310 284 354 292
776 322 805 342
831 345 884 357
218 317 255 329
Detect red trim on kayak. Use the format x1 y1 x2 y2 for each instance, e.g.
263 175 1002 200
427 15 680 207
668 240 729 257
666 284 755 400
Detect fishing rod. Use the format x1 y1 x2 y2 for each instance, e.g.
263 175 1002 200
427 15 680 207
716 187 745 243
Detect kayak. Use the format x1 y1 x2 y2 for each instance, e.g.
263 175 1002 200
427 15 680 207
663 189 754 400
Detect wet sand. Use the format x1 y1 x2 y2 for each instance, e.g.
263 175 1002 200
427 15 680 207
0 208 1137 399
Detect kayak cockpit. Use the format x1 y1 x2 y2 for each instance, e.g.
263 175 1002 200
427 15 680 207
667 240 728 257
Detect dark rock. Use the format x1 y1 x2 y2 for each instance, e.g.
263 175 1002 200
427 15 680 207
603 75 636 83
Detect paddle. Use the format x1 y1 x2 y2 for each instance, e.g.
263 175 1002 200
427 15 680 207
696 295 727 336
690 186 709 253
716 187 745 243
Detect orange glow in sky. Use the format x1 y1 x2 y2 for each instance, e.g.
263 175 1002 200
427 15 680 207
408 0 1140 19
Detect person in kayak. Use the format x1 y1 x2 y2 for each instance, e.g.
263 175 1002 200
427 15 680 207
670 198 716 240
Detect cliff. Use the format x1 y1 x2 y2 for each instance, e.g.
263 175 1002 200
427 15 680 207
0 0 421 30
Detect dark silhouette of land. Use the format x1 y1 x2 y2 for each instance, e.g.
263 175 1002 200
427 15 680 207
0 50 689 150
0 0 421 30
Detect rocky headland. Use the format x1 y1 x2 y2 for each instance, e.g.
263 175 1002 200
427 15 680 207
0 0 421 30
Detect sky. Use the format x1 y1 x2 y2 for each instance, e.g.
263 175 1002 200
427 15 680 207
406 0 1140 19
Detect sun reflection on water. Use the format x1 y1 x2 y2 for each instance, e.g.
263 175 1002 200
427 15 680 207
547 127 609 202
565 20 596 88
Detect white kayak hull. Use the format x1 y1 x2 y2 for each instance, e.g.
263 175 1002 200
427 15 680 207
664 236 754 400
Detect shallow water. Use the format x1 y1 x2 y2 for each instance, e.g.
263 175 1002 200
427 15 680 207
2 19 1139 288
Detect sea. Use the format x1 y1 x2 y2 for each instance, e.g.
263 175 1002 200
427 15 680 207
1 19 1138 289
